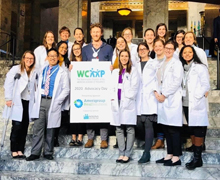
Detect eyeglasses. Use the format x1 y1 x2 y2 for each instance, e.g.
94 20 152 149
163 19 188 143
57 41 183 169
176 35 184 39
73 48 81 51
48 55 58 58
165 47 174 51
25 57 34 61
139 48 147 52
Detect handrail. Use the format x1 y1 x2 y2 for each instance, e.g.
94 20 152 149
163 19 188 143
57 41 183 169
216 44 220 90
0 31 16 65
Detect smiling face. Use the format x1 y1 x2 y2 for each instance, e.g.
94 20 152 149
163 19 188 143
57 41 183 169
176 33 184 46
154 41 165 56
123 29 133 44
157 25 166 38
182 47 194 63
119 51 129 67
91 27 102 42
48 50 59 66
72 44 81 57
24 53 35 68
138 45 149 59
60 30 70 41
74 29 84 42
58 43 68 56
165 43 175 59
46 32 55 46
184 33 195 46
144 30 155 44
116 37 126 52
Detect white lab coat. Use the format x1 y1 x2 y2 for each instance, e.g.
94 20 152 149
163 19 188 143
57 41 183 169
157 57 183 127
3 65 38 122
193 46 208 67
67 41 74 59
34 45 48 70
184 63 210 126
136 59 159 116
31 66 70 128
110 67 140 126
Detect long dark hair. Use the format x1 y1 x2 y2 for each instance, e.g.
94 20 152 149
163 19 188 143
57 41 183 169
155 23 168 41
57 41 70 68
69 42 82 61
179 45 204 67
118 49 132 75
115 36 130 57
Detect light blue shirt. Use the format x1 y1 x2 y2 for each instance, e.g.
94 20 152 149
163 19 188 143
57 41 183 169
41 64 59 97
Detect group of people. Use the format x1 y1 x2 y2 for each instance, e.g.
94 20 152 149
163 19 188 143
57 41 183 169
3 22 210 171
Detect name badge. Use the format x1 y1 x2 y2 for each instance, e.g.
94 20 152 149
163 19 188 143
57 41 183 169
182 89 186 97
41 88 45 95
92 58 99 62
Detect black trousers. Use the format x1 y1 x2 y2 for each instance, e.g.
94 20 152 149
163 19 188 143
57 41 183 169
10 100 29 153
162 124 182 156
183 106 207 138
69 123 86 135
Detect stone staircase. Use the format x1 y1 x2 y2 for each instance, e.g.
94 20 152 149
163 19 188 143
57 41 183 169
0 58 220 179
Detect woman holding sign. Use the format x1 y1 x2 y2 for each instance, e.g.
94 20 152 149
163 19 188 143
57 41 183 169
68 42 86 146
110 49 139 163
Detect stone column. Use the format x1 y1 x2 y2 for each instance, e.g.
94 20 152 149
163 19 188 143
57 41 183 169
91 2 100 24
132 20 135 38
143 0 168 32
59 0 91 42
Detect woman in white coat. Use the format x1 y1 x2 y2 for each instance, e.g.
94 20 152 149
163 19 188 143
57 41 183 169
3 51 38 158
183 31 208 152
143 28 156 59
34 31 56 70
155 40 183 166
53 41 71 146
155 23 168 42
136 42 158 163
179 45 210 170
111 49 139 163
173 30 185 59
122 27 139 67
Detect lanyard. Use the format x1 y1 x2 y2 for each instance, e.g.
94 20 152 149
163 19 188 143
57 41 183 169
182 69 191 88
43 66 59 85
92 47 100 58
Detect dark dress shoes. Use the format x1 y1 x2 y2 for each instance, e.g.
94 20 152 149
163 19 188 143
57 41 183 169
19 155 26 159
116 159 123 163
43 154 54 160
164 159 181 166
26 154 40 161
156 158 171 164
122 157 130 163
12 155 19 159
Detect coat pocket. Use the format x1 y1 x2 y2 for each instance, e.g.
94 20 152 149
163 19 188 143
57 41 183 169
51 101 62 112
193 96 206 111
122 98 135 110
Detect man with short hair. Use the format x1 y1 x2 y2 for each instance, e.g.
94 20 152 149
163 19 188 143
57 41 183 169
82 23 113 149
26 48 69 161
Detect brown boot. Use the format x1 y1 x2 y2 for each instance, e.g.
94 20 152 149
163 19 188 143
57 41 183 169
151 139 165 149
84 139 94 148
100 140 108 149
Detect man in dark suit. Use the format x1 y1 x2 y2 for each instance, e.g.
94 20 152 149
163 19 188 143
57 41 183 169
213 9 220 48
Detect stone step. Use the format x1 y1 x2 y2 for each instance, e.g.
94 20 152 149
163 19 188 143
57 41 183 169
0 157 219 179
1 145 220 165
0 172 172 180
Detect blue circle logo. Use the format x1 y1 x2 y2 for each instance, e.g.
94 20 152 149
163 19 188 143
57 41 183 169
74 99 83 108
